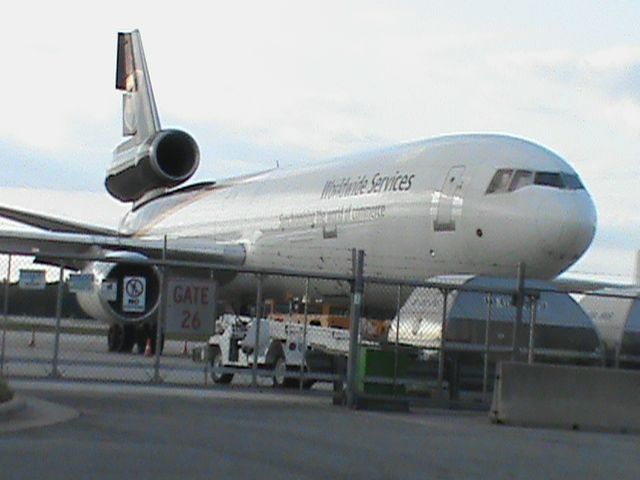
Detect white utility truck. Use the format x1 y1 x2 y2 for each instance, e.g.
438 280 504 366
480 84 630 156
207 314 351 387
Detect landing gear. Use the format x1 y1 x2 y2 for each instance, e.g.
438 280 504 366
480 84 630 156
149 325 165 355
108 323 163 354
107 324 122 352
135 325 147 354
107 324 135 353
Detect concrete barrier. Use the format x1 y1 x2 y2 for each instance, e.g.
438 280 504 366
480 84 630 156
0 396 26 420
490 362 640 433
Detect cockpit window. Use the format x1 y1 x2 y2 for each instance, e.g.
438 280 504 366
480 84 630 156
561 173 584 190
486 169 585 194
509 170 533 191
534 172 563 188
486 169 513 194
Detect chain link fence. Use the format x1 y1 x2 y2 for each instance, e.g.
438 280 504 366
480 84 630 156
1 251 638 406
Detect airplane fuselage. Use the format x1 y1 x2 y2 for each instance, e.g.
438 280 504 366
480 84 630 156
118 134 596 309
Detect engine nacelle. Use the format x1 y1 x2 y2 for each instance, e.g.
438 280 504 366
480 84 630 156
75 255 161 326
106 129 200 202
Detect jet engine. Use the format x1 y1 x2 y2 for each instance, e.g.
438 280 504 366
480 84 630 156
75 255 161 326
105 129 200 202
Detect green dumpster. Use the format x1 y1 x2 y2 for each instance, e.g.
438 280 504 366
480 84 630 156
357 347 409 395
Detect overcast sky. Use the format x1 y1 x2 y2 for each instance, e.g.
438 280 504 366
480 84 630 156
1 0 639 282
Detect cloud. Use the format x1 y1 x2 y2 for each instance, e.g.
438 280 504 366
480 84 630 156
488 46 640 135
0 187 127 229
586 46 640 70
0 139 103 191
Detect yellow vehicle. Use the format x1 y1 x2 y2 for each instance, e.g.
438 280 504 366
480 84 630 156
263 299 389 340
263 299 350 329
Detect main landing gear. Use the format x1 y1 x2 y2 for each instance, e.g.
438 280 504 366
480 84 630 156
107 323 164 354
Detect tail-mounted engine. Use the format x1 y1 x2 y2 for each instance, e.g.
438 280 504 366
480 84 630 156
106 129 199 202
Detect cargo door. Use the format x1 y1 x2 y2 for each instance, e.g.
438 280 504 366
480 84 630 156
433 166 465 232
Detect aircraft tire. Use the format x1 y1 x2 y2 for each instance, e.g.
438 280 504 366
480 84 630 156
135 324 149 354
149 326 165 355
121 324 135 353
108 324 125 352
135 337 146 354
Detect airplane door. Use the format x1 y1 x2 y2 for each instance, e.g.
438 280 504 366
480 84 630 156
433 166 465 232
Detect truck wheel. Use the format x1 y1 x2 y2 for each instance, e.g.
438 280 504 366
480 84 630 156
273 356 288 388
210 347 233 384
273 357 301 388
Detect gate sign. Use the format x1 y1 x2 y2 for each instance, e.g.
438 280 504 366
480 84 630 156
165 278 216 337
122 276 146 313
68 273 94 293
19 269 46 290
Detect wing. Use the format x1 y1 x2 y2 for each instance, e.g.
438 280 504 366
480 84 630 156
0 203 245 265
551 276 638 294
0 205 119 236
0 229 245 266
428 274 639 296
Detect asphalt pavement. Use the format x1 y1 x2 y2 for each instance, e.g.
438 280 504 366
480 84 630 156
0 380 639 480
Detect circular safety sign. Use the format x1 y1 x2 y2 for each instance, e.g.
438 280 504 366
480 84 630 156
122 276 146 313
125 278 144 298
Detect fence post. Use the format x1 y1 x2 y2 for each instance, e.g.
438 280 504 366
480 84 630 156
51 265 64 378
153 236 167 384
437 289 448 394
511 262 526 361
1 254 12 376
527 295 538 365
204 271 218 387
299 277 310 391
393 285 401 395
251 274 264 388
482 292 492 401
346 249 365 409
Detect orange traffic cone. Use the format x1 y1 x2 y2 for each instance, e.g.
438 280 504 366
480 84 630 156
182 340 188 356
144 338 153 357
28 328 36 348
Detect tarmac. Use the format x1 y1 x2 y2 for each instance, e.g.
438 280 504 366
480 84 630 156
0 379 639 480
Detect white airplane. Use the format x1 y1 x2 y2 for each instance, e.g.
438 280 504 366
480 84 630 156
578 252 640 358
0 30 597 353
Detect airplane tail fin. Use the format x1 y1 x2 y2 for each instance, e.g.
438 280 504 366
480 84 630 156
106 30 199 203
115 30 161 141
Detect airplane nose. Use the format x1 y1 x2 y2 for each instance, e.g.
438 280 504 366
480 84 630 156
563 192 597 257
536 191 597 262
